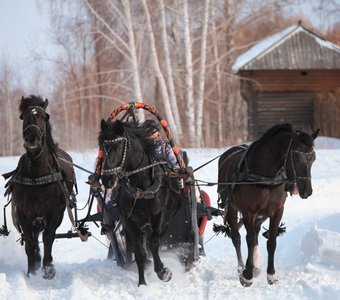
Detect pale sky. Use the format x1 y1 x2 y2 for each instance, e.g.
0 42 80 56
0 1 50 60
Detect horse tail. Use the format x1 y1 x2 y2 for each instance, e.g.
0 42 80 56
213 223 231 238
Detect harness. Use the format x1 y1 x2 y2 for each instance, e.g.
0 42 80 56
231 140 293 186
100 133 182 221
7 172 63 186
215 138 315 208
1 105 81 239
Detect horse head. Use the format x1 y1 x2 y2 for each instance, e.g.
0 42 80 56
19 95 51 158
98 119 160 189
286 128 319 199
99 119 128 188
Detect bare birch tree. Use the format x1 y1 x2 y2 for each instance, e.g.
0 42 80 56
0 57 23 155
158 0 183 140
140 0 178 137
40 0 316 149
121 0 143 104
195 0 210 147
182 0 196 146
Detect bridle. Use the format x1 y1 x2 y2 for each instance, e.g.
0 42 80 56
277 137 315 184
101 135 128 176
101 133 167 180
21 106 48 159
289 148 315 181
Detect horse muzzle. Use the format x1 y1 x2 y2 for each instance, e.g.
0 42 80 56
299 189 312 199
24 140 41 151
296 181 313 199
101 175 118 189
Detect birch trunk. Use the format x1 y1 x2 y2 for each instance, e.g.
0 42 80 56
195 0 210 147
140 0 178 137
158 0 183 141
122 0 144 120
212 15 223 145
84 0 144 120
4 85 13 155
182 0 195 146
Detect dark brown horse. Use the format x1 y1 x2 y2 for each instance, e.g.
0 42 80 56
98 119 182 286
3 95 76 279
216 123 319 287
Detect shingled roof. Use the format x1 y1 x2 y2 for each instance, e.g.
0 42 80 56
232 24 340 72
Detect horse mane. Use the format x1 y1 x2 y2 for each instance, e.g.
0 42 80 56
257 123 294 144
19 95 58 153
252 123 315 150
99 119 160 157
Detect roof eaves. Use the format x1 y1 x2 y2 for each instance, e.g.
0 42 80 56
232 25 300 72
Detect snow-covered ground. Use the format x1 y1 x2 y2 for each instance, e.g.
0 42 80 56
1 137 340 299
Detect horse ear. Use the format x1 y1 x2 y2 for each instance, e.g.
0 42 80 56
311 128 320 140
101 119 108 131
43 98 49 109
115 120 125 135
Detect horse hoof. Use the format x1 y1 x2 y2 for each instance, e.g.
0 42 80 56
27 270 36 278
157 267 172 282
42 265 56 280
253 267 261 278
239 273 253 287
138 279 147 287
267 274 278 285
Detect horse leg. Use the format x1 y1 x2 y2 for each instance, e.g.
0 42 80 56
23 231 41 277
126 222 148 286
239 214 256 287
149 228 172 283
17 212 41 276
41 210 64 280
266 210 283 285
253 216 266 278
225 206 244 273
41 225 57 280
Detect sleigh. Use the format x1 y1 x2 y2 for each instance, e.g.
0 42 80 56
72 102 219 269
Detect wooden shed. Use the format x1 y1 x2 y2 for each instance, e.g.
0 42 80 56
232 23 340 139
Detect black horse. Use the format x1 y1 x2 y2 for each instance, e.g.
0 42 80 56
216 123 319 287
3 95 76 279
98 119 182 286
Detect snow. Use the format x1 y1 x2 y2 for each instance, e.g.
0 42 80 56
1 140 340 299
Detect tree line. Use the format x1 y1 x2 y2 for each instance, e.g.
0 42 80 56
1 0 339 156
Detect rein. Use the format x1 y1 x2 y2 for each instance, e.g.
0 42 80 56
194 177 291 187
120 161 168 178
